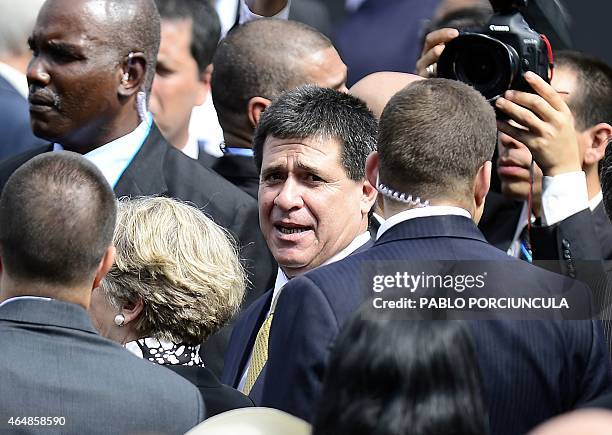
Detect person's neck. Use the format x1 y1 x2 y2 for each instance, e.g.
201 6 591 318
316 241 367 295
169 127 189 151
0 278 90 309
60 111 141 154
0 53 30 74
223 130 253 150
586 169 602 201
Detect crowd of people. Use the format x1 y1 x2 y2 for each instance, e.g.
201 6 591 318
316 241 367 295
0 0 611 434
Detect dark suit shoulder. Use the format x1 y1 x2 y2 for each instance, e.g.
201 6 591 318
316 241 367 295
0 145 51 191
162 145 257 216
167 365 254 417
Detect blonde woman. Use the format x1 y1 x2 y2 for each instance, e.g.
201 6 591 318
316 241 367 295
89 196 253 416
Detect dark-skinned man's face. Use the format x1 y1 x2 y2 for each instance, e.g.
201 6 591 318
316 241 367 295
27 0 123 149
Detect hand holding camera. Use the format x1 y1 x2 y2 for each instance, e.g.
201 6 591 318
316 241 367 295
415 28 459 78
495 71 581 177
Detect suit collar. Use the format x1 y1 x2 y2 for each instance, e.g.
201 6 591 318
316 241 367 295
113 124 169 197
376 214 488 246
0 298 98 335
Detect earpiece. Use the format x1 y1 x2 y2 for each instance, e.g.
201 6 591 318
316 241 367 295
122 52 135 83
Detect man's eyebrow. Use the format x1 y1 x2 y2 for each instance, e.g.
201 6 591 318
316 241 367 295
295 160 322 175
261 164 286 178
47 40 83 54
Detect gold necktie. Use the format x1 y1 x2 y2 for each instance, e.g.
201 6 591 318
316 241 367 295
242 310 274 395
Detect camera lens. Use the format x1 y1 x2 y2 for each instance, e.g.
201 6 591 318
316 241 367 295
438 34 519 100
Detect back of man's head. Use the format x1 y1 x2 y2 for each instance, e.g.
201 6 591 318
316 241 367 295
378 78 496 205
212 19 336 130
0 152 117 288
154 0 220 74
253 85 377 180
555 50 612 131
0 0 45 59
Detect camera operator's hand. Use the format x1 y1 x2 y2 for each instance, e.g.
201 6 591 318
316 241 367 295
415 28 459 78
495 71 582 177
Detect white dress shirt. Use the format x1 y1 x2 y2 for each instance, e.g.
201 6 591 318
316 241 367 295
237 230 372 391
507 171 596 258
53 113 153 188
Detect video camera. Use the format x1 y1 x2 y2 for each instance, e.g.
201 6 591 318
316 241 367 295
437 0 570 101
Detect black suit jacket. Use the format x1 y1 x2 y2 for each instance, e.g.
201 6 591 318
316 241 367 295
0 75 45 160
0 299 205 434
0 125 276 376
211 153 260 200
261 215 612 435
480 191 612 262
167 365 254 417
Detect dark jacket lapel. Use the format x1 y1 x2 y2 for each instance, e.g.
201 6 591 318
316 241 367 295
225 290 274 387
113 125 168 197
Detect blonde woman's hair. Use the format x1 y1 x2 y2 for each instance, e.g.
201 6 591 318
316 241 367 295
100 196 247 345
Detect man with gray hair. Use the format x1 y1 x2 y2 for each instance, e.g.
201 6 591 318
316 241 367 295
260 79 612 434
0 0 46 159
222 85 378 403
0 152 205 433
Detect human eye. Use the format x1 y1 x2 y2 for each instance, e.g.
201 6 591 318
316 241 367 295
262 171 285 183
155 63 174 78
27 38 39 56
305 173 325 184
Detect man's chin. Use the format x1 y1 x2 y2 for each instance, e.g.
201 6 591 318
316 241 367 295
500 182 531 202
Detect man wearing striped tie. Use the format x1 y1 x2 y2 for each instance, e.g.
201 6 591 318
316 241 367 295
220 86 379 403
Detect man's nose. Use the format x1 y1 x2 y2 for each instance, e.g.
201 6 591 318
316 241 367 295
27 56 51 87
274 177 304 211
498 132 525 151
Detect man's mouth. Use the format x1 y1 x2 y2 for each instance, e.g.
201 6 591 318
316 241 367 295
274 223 312 235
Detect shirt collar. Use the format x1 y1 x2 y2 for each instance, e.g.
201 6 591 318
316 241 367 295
270 231 371 309
181 133 200 160
377 206 472 239
0 295 51 309
590 190 603 211
53 113 153 188
0 62 28 98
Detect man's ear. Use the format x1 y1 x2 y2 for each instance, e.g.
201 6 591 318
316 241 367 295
195 64 213 107
583 123 612 166
365 151 379 190
121 297 144 325
92 246 116 290
363 151 380 215
247 96 271 128
118 52 147 97
473 161 492 224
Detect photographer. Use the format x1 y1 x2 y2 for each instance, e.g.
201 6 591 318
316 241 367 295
416 27 612 264
415 20 612 350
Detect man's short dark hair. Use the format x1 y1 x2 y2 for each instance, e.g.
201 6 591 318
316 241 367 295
253 85 377 181
154 0 221 73
378 78 496 202
105 0 161 93
212 19 332 127
0 152 117 285
555 51 612 131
